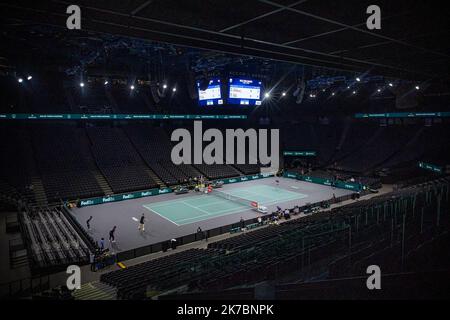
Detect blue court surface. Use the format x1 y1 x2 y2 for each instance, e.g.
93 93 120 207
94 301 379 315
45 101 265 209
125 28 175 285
143 184 307 225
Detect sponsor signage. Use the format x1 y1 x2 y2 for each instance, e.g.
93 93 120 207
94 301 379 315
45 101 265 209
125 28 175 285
283 171 364 191
283 151 317 157
355 112 450 119
418 161 443 173
78 173 274 207
0 113 247 121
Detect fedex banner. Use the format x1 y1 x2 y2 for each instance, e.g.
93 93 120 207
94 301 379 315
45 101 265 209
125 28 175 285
77 173 274 207
78 188 173 207
214 173 274 185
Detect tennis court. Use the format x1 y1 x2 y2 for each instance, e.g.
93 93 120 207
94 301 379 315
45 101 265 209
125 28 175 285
143 184 308 225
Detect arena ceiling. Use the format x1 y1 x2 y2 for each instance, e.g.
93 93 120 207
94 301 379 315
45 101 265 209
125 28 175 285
1 0 449 80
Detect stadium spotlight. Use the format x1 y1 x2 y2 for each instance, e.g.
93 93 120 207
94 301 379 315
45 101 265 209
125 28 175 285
163 84 168 89
415 85 420 90
18 78 24 83
172 87 177 92
377 88 381 93
331 92 335 96
264 92 270 98
356 77 361 82
282 92 286 97
104 80 109 85
27 75 32 80
130 85 135 90
347 86 350 89
352 91 357 95
389 83 393 87
79 82 85 87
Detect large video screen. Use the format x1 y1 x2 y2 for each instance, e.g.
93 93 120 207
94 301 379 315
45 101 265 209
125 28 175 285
197 78 223 106
228 78 262 106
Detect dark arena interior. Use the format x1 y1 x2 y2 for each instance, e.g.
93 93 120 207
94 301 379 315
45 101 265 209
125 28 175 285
0 0 450 307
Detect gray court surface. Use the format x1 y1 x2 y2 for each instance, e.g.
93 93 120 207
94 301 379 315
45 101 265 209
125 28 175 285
70 177 353 252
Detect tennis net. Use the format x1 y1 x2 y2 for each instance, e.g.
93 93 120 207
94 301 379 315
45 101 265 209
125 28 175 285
209 189 259 209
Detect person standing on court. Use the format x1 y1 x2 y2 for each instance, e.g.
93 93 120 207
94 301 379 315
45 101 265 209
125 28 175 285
197 226 203 241
240 217 245 231
86 216 93 230
100 238 105 251
89 251 96 272
139 213 145 232
109 226 116 243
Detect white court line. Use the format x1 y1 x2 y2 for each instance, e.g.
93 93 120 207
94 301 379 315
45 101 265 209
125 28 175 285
177 193 308 225
175 206 250 224
239 187 302 198
147 195 247 210
226 188 306 205
258 194 308 206
144 199 237 226
156 197 249 225
144 188 309 226
195 199 235 208
147 196 206 208
147 194 233 209
142 204 181 226
147 198 237 211
180 200 212 215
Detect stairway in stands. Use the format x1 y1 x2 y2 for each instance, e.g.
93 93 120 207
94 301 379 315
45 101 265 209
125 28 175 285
105 90 119 113
336 119 352 151
143 166 166 189
333 126 385 164
79 128 113 196
9 237 29 269
73 281 117 300
230 164 244 175
64 87 77 112
371 127 426 171
31 176 48 206
141 91 156 112
93 172 113 196
122 127 167 189
322 120 351 167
